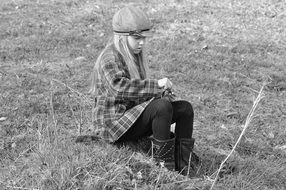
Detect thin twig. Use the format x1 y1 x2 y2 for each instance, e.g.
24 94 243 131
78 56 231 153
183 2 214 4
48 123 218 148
187 152 192 176
14 144 37 163
126 152 135 165
50 81 57 127
69 105 81 135
51 78 93 104
49 80 58 147
161 179 194 185
0 181 39 190
155 163 164 189
6 186 39 190
210 84 265 190
79 106 83 134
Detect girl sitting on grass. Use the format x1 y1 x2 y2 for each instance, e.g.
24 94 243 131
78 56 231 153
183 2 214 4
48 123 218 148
90 5 199 176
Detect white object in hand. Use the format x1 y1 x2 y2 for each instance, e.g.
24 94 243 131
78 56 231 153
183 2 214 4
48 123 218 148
158 77 173 90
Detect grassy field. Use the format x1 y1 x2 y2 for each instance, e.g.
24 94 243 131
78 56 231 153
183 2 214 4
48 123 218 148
0 0 286 189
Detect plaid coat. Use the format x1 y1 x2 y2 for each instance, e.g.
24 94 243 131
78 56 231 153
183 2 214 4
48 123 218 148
93 44 163 142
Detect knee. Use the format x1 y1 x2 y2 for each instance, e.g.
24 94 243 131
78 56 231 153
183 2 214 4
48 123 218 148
155 99 173 116
183 101 194 117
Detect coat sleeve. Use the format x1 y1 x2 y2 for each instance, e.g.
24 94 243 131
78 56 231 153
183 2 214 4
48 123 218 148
100 53 163 101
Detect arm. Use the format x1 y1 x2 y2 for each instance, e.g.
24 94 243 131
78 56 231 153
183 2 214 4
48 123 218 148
101 54 162 101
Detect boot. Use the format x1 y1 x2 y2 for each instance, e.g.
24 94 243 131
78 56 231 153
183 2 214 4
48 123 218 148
150 134 175 171
175 138 200 177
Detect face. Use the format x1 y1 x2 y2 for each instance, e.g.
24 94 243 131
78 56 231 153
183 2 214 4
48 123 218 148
127 35 146 54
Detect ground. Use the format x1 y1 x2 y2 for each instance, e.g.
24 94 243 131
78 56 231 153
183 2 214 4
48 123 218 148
0 0 286 189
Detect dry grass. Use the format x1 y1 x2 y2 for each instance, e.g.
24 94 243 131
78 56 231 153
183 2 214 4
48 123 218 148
210 84 265 190
0 0 286 189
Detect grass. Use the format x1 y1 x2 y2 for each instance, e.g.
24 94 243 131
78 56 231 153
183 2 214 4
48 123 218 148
210 84 265 190
0 0 286 189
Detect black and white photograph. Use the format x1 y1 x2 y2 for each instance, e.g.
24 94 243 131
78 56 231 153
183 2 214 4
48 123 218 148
0 0 285 189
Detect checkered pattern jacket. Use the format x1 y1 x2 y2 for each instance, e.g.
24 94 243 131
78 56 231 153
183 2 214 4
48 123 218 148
93 44 163 142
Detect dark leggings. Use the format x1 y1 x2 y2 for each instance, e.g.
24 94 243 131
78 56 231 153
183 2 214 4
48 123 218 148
117 99 194 142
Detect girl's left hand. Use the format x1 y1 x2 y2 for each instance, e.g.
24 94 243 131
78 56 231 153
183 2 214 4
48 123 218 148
161 89 176 102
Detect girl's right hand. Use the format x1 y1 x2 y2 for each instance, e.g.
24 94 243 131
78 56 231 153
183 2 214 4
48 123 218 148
158 77 173 90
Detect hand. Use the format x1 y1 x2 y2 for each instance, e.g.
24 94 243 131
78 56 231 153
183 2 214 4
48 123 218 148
158 77 173 90
162 89 176 102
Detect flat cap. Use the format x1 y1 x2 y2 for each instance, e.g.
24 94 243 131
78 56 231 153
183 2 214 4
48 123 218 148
112 6 152 37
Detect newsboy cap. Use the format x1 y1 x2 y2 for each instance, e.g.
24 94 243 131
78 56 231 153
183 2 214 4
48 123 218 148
112 6 152 37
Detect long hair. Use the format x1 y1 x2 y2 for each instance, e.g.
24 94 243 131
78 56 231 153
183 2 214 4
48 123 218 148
89 34 149 95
